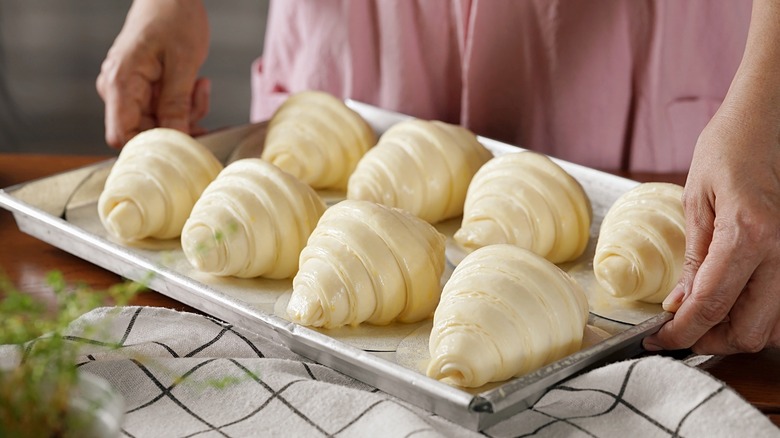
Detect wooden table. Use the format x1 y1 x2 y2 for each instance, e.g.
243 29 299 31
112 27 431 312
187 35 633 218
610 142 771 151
1 153 778 427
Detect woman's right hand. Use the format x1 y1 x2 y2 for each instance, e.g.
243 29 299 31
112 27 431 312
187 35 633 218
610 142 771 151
96 0 210 148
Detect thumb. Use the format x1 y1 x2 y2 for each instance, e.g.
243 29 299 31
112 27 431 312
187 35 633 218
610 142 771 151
644 187 714 350
675 188 716 305
662 199 714 312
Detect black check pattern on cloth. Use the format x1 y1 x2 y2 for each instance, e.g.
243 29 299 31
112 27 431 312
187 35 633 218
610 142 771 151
52 307 778 438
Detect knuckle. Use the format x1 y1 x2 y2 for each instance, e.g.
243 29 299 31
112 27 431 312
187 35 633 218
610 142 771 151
717 201 780 249
96 58 114 93
158 95 191 112
735 217 770 245
681 254 703 277
680 188 694 211
680 189 709 227
99 55 123 83
96 57 125 97
95 77 106 97
690 295 731 328
730 329 767 353
157 96 193 123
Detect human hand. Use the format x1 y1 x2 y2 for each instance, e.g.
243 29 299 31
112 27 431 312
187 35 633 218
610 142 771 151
96 0 210 148
643 92 780 354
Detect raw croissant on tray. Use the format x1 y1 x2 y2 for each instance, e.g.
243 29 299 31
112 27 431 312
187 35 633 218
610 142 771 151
454 151 592 263
261 90 376 190
286 199 447 328
347 119 492 224
427 244 589 388
593 182 685 303
181 158 326 279
98 128 223 241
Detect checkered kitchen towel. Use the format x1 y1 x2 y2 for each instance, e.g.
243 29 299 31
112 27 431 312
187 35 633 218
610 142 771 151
25 307 780 437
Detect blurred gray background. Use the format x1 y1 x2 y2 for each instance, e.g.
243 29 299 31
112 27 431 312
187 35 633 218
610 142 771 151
0 0 269 155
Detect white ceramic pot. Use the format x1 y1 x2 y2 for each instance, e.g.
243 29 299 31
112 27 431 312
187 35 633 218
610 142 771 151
67 371 125 438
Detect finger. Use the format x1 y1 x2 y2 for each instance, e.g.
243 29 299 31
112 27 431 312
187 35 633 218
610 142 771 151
644 186 713 349
187 78 211 137
97 55 157 148
692 259 780 354
155 55 199 133
676 186 716 302
646 218 760 351
190 77 211 125
97 57 135 148
139 113 157 134
661 284 684 313
107 78 155 147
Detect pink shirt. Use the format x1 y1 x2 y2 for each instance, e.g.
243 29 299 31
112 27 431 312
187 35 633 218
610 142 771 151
250 0 752 172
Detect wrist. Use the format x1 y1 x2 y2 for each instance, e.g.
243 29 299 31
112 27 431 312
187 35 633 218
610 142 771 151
721 69 780 127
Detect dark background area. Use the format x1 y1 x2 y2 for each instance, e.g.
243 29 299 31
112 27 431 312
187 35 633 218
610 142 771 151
0 0 269 155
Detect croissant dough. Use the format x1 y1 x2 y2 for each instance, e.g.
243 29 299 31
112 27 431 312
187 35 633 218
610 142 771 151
427 244 589 388
98 128 223 241
593 182 685 303
287 199 447 328
261 91 376 190
454 151 592 263
181 158 326 279
347 119 492 224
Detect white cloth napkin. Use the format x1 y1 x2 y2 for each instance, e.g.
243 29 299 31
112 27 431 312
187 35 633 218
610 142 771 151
49 307 780 437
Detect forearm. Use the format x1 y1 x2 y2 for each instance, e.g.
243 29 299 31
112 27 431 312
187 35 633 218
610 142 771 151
122 0 209 48
722 0 780 121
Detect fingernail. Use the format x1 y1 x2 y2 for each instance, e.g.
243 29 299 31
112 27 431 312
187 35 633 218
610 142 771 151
662 285 685 312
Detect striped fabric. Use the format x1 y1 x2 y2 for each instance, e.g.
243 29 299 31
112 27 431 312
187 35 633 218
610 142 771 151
22 306 776 438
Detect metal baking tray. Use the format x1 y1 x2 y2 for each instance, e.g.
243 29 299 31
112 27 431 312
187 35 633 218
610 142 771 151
0 101 671 431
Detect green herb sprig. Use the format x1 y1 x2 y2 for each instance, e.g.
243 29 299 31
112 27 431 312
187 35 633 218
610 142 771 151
0 271 144 437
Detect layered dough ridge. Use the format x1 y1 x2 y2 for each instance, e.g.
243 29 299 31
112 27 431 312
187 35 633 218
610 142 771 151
181 158 326 279
594 182 685 303
261 91 376 190
427 244 589 388
454 151 592 263
286 199 447 328
347 119 492 224
98 128 223 241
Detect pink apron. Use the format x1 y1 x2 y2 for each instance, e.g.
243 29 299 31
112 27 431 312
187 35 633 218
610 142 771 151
250 0 751 172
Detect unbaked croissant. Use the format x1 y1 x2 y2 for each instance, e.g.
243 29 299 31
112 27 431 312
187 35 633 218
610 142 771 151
454 151 592 263
98 128 223 241
346 119 492 224
181 158 326 279
593 182 685 303
261 90 376 190
287 199 447 328
427 244 589 388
